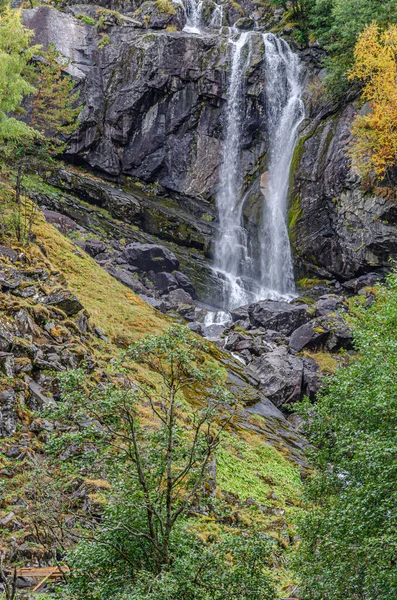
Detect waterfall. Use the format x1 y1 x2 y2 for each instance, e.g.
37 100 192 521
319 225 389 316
213 32 253 309
259 33 304 297
184 0 203 33
212 32 304 309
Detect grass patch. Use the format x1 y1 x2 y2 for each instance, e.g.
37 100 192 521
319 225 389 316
33 213 166 343
301 350 339 374
217 432 302 505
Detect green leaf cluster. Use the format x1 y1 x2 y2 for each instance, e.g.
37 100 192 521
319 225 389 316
295 270 397 599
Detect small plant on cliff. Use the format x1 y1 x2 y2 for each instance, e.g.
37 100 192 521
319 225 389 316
295 269 397 599
0 9 80 243
49 326 276 599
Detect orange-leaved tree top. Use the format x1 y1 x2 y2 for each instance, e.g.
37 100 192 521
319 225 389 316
349 23 397 182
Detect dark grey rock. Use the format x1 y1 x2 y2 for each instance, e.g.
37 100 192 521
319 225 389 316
15 308 37 337
315 294 345 317
154 271 178 295
83 239 107 257
230 305 250 322
188 322 203 334
27 380 56 410
168 288 193 307
250 348 305 407
139 295 169 313
248 300 310 335
105 265 150 295
43 209 77 233
174 271 196 297
41 290 84 316
122 243 179 273
0 245 18 263
289 315 353 353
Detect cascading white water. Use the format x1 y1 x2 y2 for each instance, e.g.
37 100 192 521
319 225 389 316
259 33 305 298
212 32 253 309
212 31 304 309
184 0 203 33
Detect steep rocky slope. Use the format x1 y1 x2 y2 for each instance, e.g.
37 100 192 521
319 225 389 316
0 198 307 597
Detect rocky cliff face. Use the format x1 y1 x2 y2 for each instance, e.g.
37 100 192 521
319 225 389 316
23 3 397 301
290 91 397 281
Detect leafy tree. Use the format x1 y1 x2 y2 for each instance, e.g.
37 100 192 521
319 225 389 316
10 42 80 212
0 4 36 143
349 24 397 182
44 326 275 599
295 270 397 599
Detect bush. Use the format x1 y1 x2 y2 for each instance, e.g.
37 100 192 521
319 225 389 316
295 269 397 599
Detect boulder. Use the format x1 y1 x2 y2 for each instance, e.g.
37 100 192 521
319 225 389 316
174 271 196 298
122 243 179 273
168 288 193 307
315 294 345 317
140 295 169 313
248 300 310 335
43 209 77 233
105 265 151 296
83 239 107 257
0 245 18 263
154 271 178 295
250 348 305 407
0 353 15 378
289 315 353 353
230 305 250 322
41 290 83 316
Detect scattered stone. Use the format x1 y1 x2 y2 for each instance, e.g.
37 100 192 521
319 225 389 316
83 239 107 257
27 379 56 410
105 265 151 296
43 209 77 233
315 294 345 317
154 271 178 295
15 308 38 338
0 352 15 378
0 389 17 437
230 305 249 322
94 327 108 342
41 289 83 316
174 271 196 297
250 348 308 407
0 245 18 263
188 322 202 334
289 315 353 353
140 295 169 313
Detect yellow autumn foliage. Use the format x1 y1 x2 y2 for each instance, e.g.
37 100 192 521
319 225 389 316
349 23 397 181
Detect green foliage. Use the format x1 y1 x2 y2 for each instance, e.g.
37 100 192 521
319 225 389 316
306 0 397 94
0 4 37 143
295 270 397 599
98 34 110 47
44 326 277 600
66 521 276 600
